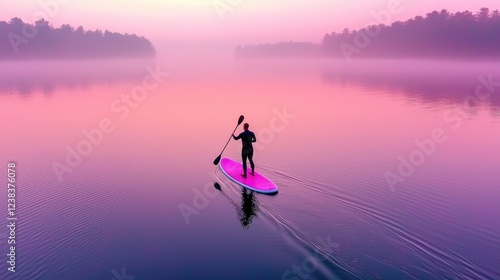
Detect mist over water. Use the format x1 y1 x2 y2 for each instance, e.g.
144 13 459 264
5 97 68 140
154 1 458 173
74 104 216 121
1 54 499 279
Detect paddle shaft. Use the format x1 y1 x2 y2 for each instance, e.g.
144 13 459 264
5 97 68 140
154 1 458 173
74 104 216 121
214 115 244 165
218 125 239 158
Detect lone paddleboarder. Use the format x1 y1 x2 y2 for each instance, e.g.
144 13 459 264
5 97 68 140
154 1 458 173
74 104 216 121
232 123 257 178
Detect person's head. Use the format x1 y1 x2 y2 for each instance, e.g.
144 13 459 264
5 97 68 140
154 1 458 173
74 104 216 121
244 123 249 130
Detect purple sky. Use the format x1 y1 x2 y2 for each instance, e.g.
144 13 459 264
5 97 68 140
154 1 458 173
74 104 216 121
2 0 499 45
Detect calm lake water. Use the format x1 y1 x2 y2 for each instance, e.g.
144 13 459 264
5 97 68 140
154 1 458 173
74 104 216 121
0 57 499 280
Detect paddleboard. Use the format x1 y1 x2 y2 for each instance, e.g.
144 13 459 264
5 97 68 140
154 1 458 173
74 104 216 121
220 158 278 194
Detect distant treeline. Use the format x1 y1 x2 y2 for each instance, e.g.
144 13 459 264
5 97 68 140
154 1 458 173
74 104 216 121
236 8 500 60
0 18 156 60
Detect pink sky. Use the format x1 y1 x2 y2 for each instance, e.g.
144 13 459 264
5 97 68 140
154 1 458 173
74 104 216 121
2 0 500 46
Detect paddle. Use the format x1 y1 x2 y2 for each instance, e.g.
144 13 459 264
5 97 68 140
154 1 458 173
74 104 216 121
213 115 244 165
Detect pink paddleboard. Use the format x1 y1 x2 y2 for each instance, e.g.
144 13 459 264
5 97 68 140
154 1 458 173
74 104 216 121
220 158 278 194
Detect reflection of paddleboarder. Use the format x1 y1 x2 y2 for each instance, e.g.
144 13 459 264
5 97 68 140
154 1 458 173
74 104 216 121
239 188 259 229
232 123 257 178
214 183 259 229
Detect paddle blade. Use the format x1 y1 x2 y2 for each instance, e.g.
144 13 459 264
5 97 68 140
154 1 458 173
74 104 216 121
238 115 245 125
214 182 222 191
213 155 222 165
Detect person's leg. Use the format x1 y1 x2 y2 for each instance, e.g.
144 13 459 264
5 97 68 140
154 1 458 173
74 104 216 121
248 151 255 175
241 152 248 177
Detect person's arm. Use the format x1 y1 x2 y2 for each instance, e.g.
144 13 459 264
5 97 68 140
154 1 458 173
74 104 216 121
233 133 241 140
252 133 257 143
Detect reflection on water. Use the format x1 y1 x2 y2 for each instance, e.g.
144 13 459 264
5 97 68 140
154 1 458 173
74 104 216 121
0 59 153 95
321 59 500 108
214 182 260 229
1 58 499 280
239 189 259 229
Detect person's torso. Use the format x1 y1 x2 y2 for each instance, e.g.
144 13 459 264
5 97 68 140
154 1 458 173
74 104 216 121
240 130 255 149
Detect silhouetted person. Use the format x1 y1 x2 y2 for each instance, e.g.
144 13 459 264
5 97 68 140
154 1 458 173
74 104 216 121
232 123 256 178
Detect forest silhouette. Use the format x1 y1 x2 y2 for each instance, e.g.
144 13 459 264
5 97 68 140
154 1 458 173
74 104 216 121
0 18 156 60
236 8 500 60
